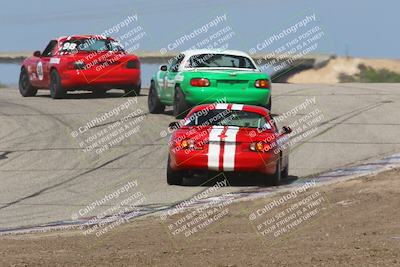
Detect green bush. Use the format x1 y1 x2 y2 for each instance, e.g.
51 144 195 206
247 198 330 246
0 82 6 88
339 73 357 82
339 64 400 82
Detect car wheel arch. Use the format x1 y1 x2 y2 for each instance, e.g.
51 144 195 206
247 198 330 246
50 66 58 73
150 79 161 96
150 79 156 88
20 66 28 76
49 67 60 85
174 83 182 96
19 66 38 97
279 150 289 172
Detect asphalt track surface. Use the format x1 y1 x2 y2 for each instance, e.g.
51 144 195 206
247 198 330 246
0 83 399 230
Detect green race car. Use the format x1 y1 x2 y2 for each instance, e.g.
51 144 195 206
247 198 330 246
148 49 271 118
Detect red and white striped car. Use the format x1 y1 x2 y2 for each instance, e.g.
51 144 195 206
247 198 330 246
167 103 291 185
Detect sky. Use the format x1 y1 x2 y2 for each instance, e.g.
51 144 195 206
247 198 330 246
0 0 398 59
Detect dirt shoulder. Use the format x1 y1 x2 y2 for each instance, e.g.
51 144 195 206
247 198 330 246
1 169 400 267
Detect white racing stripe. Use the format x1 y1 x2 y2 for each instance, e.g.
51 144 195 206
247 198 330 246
231 104 243 110
207 102 243 170
215 103 228 109
223 127 239 171
223 104 242 170
208 126 224 170
207 126 240 171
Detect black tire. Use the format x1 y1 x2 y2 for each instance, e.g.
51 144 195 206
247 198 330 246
173 86 190 119
19 68 37 97
50 69 66 99
266 95 272 111
282 158 289 179
268 157 281 186
124 83 141 96
167 156 183 185
148 81 165 114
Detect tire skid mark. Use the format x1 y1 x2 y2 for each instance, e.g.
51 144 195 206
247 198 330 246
0 167 165 172
2 151 400 236
0 149 138 211
0 100 78 170
0 104 42 146
291 101 388 152
88 112 149 129
273 93 400 97
0 102 58 168
272 87 310 101
0 101 67 151
327 83 399 92
0 94 169 226
0 151 11 160
0 185 215 235
304 141 400 145
0 99 151 213
0 86 398 235
0 143 163 152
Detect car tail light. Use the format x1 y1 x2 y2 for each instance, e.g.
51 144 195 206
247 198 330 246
176 139 204 150
255 79 270 88
126 60 140 69
249 141 272 152
180 139 190 149
74 61 85 70
176 139 193 149
190 78 210 87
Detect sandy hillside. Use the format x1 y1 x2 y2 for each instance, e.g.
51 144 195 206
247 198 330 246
288 57 400 83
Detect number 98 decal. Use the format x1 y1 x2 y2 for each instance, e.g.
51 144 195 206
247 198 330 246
62 42 77 51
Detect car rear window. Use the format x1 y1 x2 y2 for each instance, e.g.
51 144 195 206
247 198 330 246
187 54 256 69
60 38 124 52
185 109 271 129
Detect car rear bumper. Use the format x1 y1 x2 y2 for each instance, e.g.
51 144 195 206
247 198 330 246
183 87 270 106
61 68 140 89
170 148 278 175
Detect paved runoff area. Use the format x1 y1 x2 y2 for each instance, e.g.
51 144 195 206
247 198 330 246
0 83 399 230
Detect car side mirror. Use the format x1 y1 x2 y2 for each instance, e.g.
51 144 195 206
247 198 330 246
282 126 292 134
33 51 41 57
160 65 168 71
168 121 180 130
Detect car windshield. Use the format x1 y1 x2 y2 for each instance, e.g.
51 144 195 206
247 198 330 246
187 53 256 69
59 38 124 52
185 109 271 129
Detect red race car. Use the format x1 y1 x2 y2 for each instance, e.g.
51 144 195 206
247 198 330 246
167 103 292 186
19 35 141 99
